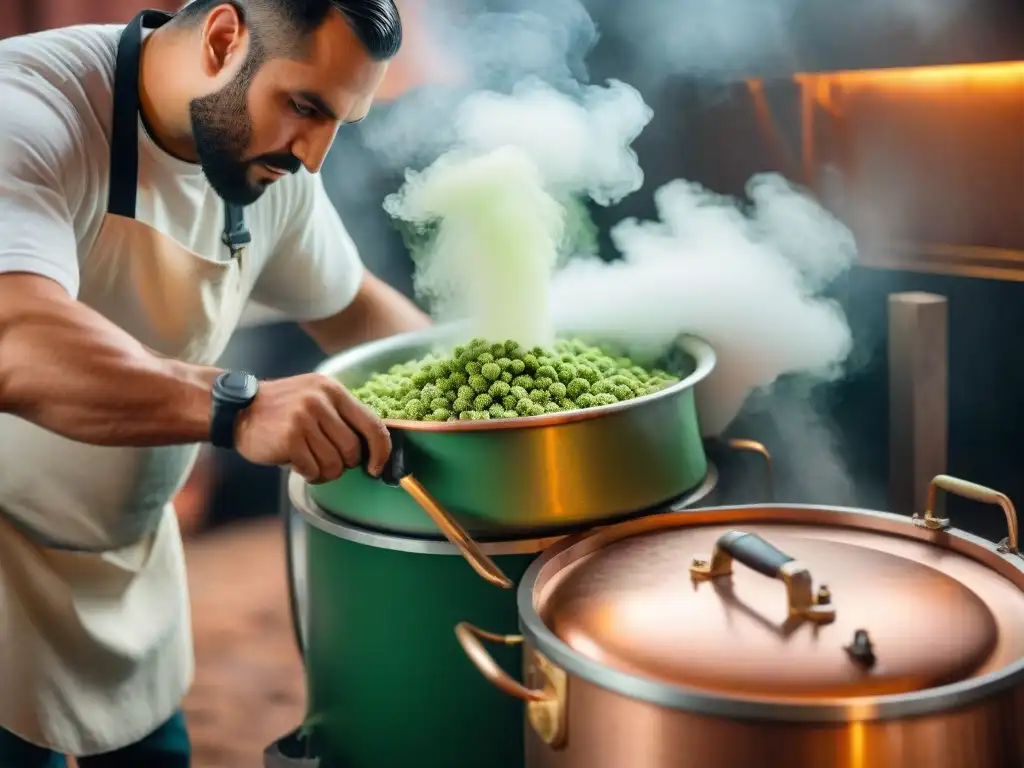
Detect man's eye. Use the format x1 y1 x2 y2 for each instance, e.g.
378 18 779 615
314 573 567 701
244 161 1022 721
290 99 316 118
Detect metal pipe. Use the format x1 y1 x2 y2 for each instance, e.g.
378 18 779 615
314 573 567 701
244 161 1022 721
888 292 949 516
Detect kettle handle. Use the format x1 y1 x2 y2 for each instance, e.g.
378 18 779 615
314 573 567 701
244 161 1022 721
689 530 836 624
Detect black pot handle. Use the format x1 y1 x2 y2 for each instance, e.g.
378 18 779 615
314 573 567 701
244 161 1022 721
360 430 406 487
263 728 320 768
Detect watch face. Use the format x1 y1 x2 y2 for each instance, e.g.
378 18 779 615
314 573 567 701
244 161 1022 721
217 371 258 402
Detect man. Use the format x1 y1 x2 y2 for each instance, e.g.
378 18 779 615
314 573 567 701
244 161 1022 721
0 1 430 765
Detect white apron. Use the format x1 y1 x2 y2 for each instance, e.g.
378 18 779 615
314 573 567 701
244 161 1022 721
0 10 252 756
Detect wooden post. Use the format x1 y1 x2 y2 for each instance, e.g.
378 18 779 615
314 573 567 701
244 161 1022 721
888 292 948 516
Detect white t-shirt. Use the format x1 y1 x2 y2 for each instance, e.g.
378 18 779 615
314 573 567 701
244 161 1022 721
0 22 365 322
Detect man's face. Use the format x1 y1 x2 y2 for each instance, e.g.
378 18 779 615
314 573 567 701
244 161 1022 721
189 9 389 206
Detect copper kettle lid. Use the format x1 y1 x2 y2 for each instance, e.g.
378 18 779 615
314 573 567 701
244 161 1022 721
537 522 1001 700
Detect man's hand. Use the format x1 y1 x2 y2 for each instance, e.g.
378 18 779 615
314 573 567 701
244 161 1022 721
234 374 391 483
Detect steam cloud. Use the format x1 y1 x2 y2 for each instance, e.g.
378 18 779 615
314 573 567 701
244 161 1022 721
368 0 964 502
550 176 856 435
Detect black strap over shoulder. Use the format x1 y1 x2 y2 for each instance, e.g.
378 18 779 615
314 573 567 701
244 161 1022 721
108 10 251 259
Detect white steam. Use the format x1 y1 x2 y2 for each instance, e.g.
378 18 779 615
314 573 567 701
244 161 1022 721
455 78 653 206
383 146 564 348
551 175 856 434
383 77 653 349
383 71 858 436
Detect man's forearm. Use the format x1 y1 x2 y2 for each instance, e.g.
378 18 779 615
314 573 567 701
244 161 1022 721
0 281 219 447
301 272 431 354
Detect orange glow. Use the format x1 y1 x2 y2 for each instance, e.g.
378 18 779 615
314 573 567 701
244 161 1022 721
790 60 1024 91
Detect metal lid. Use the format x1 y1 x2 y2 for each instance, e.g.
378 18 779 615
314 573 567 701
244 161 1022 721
537 524 999 699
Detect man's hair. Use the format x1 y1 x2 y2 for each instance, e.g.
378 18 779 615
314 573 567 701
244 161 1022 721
176 0 402 61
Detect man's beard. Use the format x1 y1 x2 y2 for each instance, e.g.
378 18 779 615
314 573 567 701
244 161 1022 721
189 64 301 207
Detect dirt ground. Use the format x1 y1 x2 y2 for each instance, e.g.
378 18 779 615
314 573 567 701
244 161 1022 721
182 517 306 768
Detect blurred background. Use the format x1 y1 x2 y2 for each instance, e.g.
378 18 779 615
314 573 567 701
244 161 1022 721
4 0 1024 765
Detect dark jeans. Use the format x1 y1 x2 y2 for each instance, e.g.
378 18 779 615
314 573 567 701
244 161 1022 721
0 710 190 768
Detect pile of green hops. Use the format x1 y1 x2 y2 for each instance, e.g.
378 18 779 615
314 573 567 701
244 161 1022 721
352 338 680 422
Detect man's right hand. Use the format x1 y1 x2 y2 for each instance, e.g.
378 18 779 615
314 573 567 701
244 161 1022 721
233 373 392 483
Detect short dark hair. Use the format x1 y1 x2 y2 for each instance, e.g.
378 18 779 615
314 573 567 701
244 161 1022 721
176 0 402 61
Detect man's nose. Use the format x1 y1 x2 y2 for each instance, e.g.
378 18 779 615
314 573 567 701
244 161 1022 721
291 122 341 174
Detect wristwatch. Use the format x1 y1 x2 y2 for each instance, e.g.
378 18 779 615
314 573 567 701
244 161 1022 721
210 371 259 450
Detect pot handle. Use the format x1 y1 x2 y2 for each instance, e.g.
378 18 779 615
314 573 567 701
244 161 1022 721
689 530 836 624
454 622 567 747
914 474 1019 553
362 433 514 589
723 438 774 501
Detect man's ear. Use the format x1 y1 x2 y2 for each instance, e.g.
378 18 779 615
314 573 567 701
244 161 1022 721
198 4 250 78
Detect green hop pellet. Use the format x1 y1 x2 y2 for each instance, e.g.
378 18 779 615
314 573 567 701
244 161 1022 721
536 365 557 380
474 393 493 409
481 362 501 381
549 382 567 399
566 378 590 399
509 359 526 374
489 380 511 398
469 374 489 393
612 385 633 400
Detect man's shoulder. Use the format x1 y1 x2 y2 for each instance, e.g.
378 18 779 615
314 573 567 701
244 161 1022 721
0 24 121 143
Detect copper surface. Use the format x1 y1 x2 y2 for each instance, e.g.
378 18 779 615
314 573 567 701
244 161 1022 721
523 665 1024 768
494 496 1024 767
537 524 999 698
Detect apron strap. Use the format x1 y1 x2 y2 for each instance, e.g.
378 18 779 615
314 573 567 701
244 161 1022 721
109 10 251 259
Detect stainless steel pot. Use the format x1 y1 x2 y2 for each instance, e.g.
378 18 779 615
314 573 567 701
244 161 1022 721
458 475 1024 768
307 325 716 538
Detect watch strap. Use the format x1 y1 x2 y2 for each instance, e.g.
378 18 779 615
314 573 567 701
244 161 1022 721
210 400 240 450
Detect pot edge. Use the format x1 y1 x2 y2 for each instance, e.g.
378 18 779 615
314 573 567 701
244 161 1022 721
315 325 716 434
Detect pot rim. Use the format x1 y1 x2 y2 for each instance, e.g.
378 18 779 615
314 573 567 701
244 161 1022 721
288 467 720 555
289 471 563 555
517 503 1024 723
315 324 716 434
